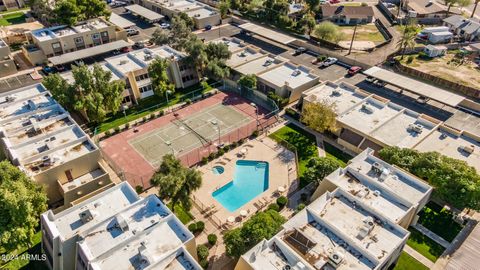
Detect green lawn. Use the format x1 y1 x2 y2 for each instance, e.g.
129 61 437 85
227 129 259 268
1 231 48 270
269 123 318 178
96 82 214 133
324 142 351 167
407 227 445 262
393 252 429 270
167 202 194 225
0 12 26 26
418 201 463 242
339 24 386 43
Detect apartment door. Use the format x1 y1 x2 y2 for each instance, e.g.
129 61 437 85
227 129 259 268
65 169 73 182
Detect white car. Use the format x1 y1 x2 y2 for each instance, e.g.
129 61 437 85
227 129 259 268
126 28 139 36
160 22 170 29
320 57 337 67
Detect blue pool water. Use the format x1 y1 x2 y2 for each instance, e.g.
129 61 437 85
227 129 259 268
212 160 269 212
212 165 225 175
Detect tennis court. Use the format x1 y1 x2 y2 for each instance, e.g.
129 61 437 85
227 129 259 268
129 103 252 167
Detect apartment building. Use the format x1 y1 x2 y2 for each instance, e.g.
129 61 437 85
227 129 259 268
300 81 480 172
40 182 200 270
136 0 221 29
0 84 113 209
313 148 433 228
0 0 25 11
235 187 409 270
212 37 319 102
0 38 17 77
23 18 128 65
60 46 199 106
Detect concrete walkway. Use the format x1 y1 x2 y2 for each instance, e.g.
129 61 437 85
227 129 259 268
413 223 451 248
315 134 326 157
404 245 435 268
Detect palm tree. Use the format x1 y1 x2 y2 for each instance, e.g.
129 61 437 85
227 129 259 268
471 0 479 17
151 154 202 211
397 23 419 59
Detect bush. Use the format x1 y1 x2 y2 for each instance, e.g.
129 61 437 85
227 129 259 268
197 244 209 261
208 152 216 160
276 196 288 209
150 113 155 119
201 156 208 165
199 259 209 269
159 110 165 116
251 130 259 138
185 98 192 105
201 80 210 90
207 234 218 245
143 116 147 122
135 185 143 194
317 55 327 62
231 141 238 148
297 203 306 211
125 122 130 129
267 203 280 211
196 221 205 233
188 223 197 233
223 144 231 151
104 130 111 137
114 127 121 133
239 138 245 144
218 148 225 156
406 55 415 64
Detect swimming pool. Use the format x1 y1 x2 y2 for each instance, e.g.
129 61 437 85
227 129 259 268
212 165 224 175
212 160 269 212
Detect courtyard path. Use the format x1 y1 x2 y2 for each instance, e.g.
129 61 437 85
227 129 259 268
403 245 435 268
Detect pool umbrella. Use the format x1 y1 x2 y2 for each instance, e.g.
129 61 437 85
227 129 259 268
240 210 248 217
227 216 235 224
278 186 286 194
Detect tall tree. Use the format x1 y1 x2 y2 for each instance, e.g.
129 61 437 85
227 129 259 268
301 101 337 133
313 21 344 43
306 0 320 11
150 28 170 46
238 74 257 89
0 161 48 252
77 0 111 20
218 0 231 19
472 0 479 17
148 58 175 97
42 73 75 110
445 0 472 15
54 0 81 26
301 157 343 185
299 13 316 35
397 20 419 59
150 154 202 211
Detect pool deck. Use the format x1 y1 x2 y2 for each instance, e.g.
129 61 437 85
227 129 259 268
193 137 296 227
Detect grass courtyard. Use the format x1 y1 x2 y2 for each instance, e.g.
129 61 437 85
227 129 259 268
417 201 463 242
407 227 445 262
397 51 480 89
167 202 194 224
339 24 386 44
0 231 48 270
393 252 429 270
0 12 26 26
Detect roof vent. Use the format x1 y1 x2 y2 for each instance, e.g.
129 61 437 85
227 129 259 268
5 96 16 102
328 250 345 267
361 103 374 114
379 168 390 181
371 162 384 174
137 242 153 267
332 89 341 96
119 60 128 65
408 123 423 133
263 59 273 66
373 190 381 196
79 208 96 224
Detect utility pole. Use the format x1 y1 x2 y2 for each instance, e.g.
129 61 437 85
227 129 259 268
347 24 357 55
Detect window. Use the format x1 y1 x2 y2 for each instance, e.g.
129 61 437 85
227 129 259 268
101 31 109 37
135 74 149 81
74 37 84 44
122 96 132 103
140 85 153 93
92 33 100 39
51 42 61 49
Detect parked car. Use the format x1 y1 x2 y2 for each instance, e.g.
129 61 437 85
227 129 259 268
110 1 128 7
121 46 132 53
126 28 139 36
205 25 212 31
319 57 337 67
42 65 56 74
132 42 145 50
416 96 430 104
365 76 375 83
373 80 387 87
348 66 362 75
293 47 307 55
160 22 170 29
329 0 340 3
55 64 66 72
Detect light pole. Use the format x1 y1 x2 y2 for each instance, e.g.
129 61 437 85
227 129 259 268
211 120 221 146
165 90 172 112
122 104 128 120
250 102 259 130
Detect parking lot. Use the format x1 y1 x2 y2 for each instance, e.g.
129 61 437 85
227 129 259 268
111 6 160 43
0 73 40 93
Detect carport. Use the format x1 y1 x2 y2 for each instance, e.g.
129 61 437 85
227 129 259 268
109 13 135 29
238 22 297 45
48 40 131 66
363 66 466 107
125 4 164 23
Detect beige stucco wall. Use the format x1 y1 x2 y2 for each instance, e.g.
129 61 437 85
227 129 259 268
60 169 111 207
234 256 254 270
194 13 221 29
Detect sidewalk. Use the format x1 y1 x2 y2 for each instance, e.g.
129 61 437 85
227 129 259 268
404 245 435 268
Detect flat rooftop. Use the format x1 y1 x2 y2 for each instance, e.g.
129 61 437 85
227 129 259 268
234 55 284 75
170 0 204 12
88 218 193 269
239 22 297 45
244 188 409 270
414 126 480 172
41 182 140 240
147 247 202 270
210 37 246 53
32 19 112 42
186 6 218 19
227 47 264 68
350 149 433 205
370 110 439 148
0 39 6 47
302 81 369 114
78 195 173 259
258 63 318 89
125 4 164 21
105 53 146 76
149 45 186 61
337 97 402 135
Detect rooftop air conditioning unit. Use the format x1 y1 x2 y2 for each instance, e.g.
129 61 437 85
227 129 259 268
408 123 423 133
5 96 16 102
263 59 273 66
332 89 341 96
292 69 301 76
144 54 152 61
361 103 374 114
119 60 128 65
328 250 345 267
239 51 247 57
461 145 475 154
116 214 129 231
372 162 383 174
283 265 291 270
373 190 381 196
379 168 390 181
42 155 51 166
79 208 96 224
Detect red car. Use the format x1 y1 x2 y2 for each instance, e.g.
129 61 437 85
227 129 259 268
329 0 340 4
348 66 362 75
